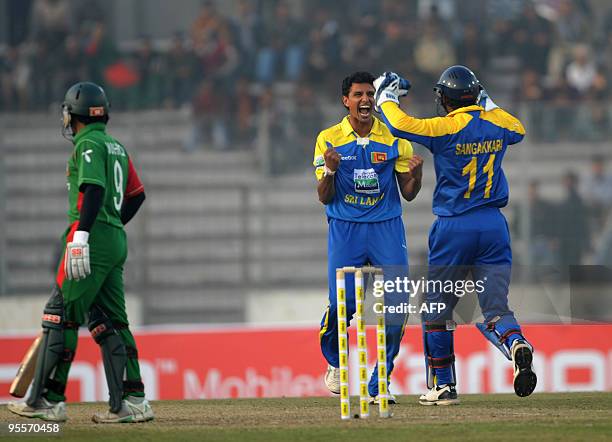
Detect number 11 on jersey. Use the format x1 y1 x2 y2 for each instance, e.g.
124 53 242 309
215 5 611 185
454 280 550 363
462 154 496 199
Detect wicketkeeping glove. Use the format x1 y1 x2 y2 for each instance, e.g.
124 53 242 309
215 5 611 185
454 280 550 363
374 72 411 112
398 77 411 97
65 230 91 281
478 88 499 111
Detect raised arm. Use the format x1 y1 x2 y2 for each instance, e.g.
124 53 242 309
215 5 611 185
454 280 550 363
374 72 469 151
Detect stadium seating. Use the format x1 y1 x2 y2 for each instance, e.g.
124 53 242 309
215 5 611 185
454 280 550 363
0 111 609 324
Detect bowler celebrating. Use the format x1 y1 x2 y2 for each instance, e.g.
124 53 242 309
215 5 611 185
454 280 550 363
315 72 423 403
374 66 537 405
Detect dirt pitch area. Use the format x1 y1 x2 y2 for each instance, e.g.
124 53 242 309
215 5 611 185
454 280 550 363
1 393 610 441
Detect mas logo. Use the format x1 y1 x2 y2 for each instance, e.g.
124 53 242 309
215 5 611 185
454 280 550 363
371 152 387 163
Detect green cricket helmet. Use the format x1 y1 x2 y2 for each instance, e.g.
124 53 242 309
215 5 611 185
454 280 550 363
61 81 110 139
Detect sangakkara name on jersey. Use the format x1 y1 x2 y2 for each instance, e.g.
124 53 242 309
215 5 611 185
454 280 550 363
344 192 385 206
455 138 503 156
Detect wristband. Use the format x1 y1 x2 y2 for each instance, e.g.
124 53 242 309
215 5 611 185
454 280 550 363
324 166 336 177
73 230 90 244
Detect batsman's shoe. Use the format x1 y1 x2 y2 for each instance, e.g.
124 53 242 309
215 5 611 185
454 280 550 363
7 397 67 422
419 385 459 406
370 393 397 404
512 340 537 397
92 397 154 423
324 365 340 394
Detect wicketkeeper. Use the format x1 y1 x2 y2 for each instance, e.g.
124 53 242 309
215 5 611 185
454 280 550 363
374 67 538 405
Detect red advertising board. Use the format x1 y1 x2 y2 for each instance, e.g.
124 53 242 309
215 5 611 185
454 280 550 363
1 324 610 403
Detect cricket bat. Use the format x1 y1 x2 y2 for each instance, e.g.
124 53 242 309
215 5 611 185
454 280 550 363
9 334 42 398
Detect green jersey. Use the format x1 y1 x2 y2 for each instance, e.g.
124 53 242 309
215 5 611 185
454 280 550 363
66 123 144 229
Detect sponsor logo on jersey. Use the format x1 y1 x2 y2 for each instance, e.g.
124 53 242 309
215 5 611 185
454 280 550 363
371 152 387 163
341 155 357 161
82 149 93 163
353 168 380 194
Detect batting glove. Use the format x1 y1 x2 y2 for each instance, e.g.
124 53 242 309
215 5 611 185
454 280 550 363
65 231 91 281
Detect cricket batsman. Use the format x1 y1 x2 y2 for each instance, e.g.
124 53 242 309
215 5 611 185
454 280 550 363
8 82 154 422
374 66 537 404
315 72 423 403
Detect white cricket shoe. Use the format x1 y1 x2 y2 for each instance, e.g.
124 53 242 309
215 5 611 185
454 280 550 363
324 365 340 394
92 397 154 423
7 397 67 422
370 393 397 404
419 385 459 406
511 340 537 397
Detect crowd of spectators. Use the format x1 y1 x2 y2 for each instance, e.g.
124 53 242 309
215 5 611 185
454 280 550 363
513 155 612 269
1 0 610 149
0 0 610 266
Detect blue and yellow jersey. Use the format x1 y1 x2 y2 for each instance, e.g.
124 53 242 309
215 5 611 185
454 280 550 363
313 116 413 222
380 102 525 216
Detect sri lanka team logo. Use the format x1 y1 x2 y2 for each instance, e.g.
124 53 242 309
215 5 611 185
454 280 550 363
371 152 387 163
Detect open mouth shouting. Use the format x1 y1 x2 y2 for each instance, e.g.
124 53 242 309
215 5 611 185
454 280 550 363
358 103 372 119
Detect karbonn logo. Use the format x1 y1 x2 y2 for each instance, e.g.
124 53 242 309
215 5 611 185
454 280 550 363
388 346 612 394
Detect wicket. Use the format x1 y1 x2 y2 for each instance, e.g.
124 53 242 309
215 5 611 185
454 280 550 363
336 266 390 420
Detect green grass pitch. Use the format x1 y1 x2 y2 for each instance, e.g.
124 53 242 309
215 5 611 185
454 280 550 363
1 393 610 441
